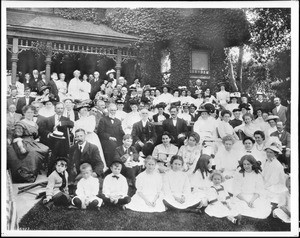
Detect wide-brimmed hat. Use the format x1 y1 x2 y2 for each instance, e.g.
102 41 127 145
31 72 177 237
129 98 139 105
115 98 125 105
264 144 282 154
73 101 92 111
39 85 51 95
197 107 208 113
63 95 74 103
155 102 167 109
40 95 58 104
203 103 215 113
232 108 241 113
239 103 251 110
49 131 66 140
170 101 181 107
55 156 69 164
109 159 124 168
256 91 265 96
189 103 197 109
106 69 116 76
265 115 279 121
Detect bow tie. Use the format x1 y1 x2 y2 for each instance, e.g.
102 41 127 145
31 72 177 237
246 151 252 153
12 97 17 99
112 175 119 180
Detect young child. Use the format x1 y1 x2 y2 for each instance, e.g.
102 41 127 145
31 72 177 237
162 155 204 212
205 170 241 225
71 163 103 210
273 176 291 223
43 157 70 210
99 160 131 209
125 156 165 212
113 134 142 187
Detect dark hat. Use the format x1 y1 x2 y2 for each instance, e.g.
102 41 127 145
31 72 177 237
155 102 167 109
40 94 58 104
129 98 139 105
141 97 151 105
55 156 69 164
129 86 137 92
74 101 92 111
142 142 155 157
197 107 208 113
243 136 255 144
115 98 124 104
241 93 249 98
49 131 66 140
189 103 197 109
232 108 241 113
109 159 124 168
39 85 51 95
239 103 250 110
160 84 172 92
203 103 215 113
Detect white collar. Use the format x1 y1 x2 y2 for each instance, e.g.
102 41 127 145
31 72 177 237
79 141 87 150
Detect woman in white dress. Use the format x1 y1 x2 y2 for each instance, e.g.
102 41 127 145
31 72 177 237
122 100 141 134
252 130 268 168
38 97 56 118
73 102 107 171
152 131 178 174
162 155 204 211
262 144 288 204
178 132 202 189
216 110 239 140
56 73 68 102
232 155 271 219
234 113 262 139
264 115 279 139
81 74 91 101
226 93 240 118
216 83 230 108
214 135 240 194
125 156 165 212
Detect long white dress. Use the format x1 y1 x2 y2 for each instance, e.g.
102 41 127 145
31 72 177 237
73 115 107 170
193 117 218 142
205 185 240 218
262 158 288 204
125 170 166 212
214 145 240 194
163 170 203 209
232 171 271 219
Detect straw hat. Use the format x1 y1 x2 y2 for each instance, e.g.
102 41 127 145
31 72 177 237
49 131 66 140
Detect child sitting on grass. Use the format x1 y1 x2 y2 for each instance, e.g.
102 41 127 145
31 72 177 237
71 163 103 210
205 170 242 225
99 160 131 209
273 176 291 223
43 157 70 210
125 156 165 212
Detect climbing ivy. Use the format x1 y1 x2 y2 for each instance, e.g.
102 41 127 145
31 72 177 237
54 8 250 89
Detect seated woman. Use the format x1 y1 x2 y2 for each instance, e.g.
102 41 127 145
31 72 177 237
7 105 49 183
264 115 280 140
217 110 239 141
162 155 204 212
232 155 271 219
152 131 178 174
214 135 240 194
177 132 202 189
38 96 56 118
252 130 268 168
262 143 288 205
73 101 107 171
234 113 262 140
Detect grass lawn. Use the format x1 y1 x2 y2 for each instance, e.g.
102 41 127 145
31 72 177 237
19 200 290 232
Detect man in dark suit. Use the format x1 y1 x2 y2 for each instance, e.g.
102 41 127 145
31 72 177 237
162 106 188 147
252 92 271 114
97 103 125 167
89 71 103 100
189 103 199 122
68 128 104 183
131 109 157 156
29 69 40 92
38 102 74 175
16 87 35 114
7 88 19 111
270 121 291 172
191 79 203 98
272 97 288 125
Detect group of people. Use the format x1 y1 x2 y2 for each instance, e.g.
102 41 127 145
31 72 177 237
6 69 291 225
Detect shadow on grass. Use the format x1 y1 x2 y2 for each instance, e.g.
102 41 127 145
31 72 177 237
19 200 291 231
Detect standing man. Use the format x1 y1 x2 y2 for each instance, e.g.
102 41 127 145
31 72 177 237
131 109 157 156
272 97 288 125
252 92 270 115
30 69 40 93
98 103 125 167
89 71 103 100
191 79 203 98
162 106 188 147
16 87 35 114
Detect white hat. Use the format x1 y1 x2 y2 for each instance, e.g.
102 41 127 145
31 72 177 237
266 115 279 121
49 131 66 140
264 144 282 154
106 69 116 75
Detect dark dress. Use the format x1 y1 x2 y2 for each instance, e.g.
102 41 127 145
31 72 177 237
7 120 49 183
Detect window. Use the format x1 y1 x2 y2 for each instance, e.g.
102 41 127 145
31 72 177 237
190 50 210 75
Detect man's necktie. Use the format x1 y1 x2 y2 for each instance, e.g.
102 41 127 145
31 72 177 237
67 111 70 118
112 175 119 179
246 151 252 153
79 145 82 153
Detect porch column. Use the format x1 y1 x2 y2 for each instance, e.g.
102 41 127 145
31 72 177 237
45 41 52 81
115 48 122 80
11 38 19 86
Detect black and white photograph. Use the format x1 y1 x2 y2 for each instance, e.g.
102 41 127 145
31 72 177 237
2 1 299 236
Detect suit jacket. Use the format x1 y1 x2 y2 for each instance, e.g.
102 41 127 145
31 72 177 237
272 105 288 124
69 141 104 177
152 112 170 122
89 78 103 100
162 117 188 144
189 112 199 122
38 115 74 151
27 77 40 92
252 100 271 113
16 96 35 114
229 119 243 128
270 130 291 149
49 79 59 101
114 145 139 163
131 121 157 145
37 79 48 93
7 96 19 110
97 116 125 152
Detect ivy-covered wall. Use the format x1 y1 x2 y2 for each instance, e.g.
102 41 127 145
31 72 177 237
54 8 250 89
